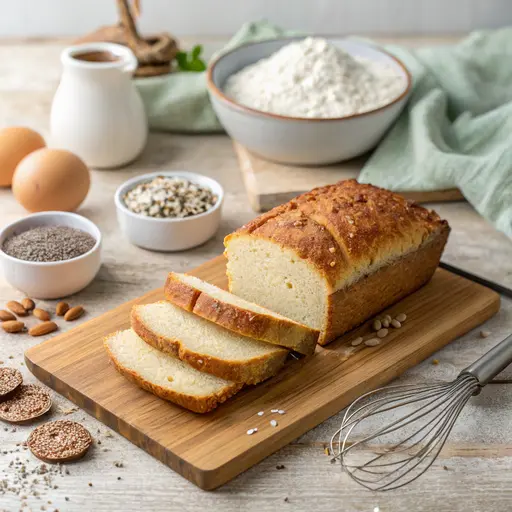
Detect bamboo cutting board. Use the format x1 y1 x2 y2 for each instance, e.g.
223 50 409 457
25 257 499 490
234 143 464 211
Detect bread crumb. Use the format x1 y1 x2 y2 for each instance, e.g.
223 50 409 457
480 330 491 338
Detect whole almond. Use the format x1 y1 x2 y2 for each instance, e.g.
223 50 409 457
2 320 25 333
56 301 70 316
33 308 51 322
21 298 35 311
29 321 58 337
0 310 16 322
6 301 27 317
64 306 84 322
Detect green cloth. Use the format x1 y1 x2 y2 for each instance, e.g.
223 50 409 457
136 23 512 237
359 29 512 238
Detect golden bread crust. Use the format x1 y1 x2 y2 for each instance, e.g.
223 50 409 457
103 333 242 414
225 180 449 291
131 305 288 384
164 273 319 355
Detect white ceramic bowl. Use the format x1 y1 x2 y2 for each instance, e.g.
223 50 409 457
207 37 412 165
0 212 102 299
115 171 224 251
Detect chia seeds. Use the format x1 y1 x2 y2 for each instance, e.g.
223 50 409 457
123 176 218 218
2 226 96 263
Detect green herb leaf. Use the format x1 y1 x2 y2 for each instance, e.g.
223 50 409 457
176 45 207 72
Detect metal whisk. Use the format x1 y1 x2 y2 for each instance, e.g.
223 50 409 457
330 332 512 491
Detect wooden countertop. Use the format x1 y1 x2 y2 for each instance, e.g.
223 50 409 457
0 36 511 512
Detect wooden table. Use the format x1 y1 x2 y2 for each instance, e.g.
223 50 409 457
0 37 511 512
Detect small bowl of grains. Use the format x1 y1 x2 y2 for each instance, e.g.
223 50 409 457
115 171 223 251
0 211 102 299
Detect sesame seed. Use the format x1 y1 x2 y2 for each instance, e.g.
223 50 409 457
270 420 278 427
271 409 279 413
351 337 364 346
278 410 286 415
247 429 256 435
257 411 264 416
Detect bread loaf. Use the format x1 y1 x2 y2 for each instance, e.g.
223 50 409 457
224 180 450 345
164 272 319 355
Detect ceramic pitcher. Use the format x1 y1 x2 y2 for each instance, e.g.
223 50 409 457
50 43 148 169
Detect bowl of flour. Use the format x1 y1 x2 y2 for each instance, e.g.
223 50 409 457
207 37 411 165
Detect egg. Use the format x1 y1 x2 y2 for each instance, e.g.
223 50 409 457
0 127 46 187
12 148 90 212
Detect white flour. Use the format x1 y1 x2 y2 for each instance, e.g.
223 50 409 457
224 37 407 119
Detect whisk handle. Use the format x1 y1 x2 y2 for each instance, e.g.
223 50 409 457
460 333 512 387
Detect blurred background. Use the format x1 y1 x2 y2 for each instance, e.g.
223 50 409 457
1 0 512 38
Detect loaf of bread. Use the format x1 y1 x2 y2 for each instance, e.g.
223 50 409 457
131 301 288 384
164 272 319 355
104 329 242 413
224 180 450 345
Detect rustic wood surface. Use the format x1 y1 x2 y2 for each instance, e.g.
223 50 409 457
24 256 499 490
233 142 464 211
0 36 511 511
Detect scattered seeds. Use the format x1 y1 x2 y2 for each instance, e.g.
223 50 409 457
33 308 51 322
278 410 286 415
2 320 25 333
0 384 52 423
372 319 382 331
0 367 23 397
0 309 16 322
271 409 279 413
381 318 390 328
351 336 364 346
480 330 491 338
56 302 70 316
377 328 388 339
257 411 264 416
364 338 381 347
270 419 278 427
247 428 256 435
396 313 407 322
64 306 85 322
27 420 93 463
384 314 392 323
432 359 439 365
6 300 28 316
21 298 35 311
391 319 402 329
276 464 286 470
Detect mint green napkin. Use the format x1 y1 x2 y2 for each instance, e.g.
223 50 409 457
136 23 512 237
359 29 512 237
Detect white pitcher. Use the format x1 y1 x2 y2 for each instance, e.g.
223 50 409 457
51 43 148 169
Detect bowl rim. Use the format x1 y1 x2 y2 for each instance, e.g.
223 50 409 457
114 170 224 224
207 36 412 122
0 211 102 268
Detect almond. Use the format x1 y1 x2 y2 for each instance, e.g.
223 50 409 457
55 301 70 316
64 306 84 322
0 310 16 322
6 301 27 317
21 298 35 311
33 308 51 322
2 320 25 333
29 321 58 337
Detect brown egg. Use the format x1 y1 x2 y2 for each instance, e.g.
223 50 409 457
12 148 90 212
0 127 46 187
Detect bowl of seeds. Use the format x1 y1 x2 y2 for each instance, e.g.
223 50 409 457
115 171 224 251
0 211 102 299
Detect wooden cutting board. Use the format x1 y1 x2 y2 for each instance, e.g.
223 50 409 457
234 142 464 211
25 257 499 490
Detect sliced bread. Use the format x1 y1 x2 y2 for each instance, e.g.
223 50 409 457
164 272 319 355
104 329 242 413
131 301 288 384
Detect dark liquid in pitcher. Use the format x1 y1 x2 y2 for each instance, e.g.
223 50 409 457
73 51 120 63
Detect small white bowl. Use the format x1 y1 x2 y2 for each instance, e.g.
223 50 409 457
0 212 102 299
207 37 412 165
115 171 224 251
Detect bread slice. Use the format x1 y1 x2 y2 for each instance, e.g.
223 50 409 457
104 329 242 413
131 301 288 384
164 272 319 355
225 180 450 345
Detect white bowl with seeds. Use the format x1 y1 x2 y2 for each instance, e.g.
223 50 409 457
115 171 224 251
0 211 102 299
